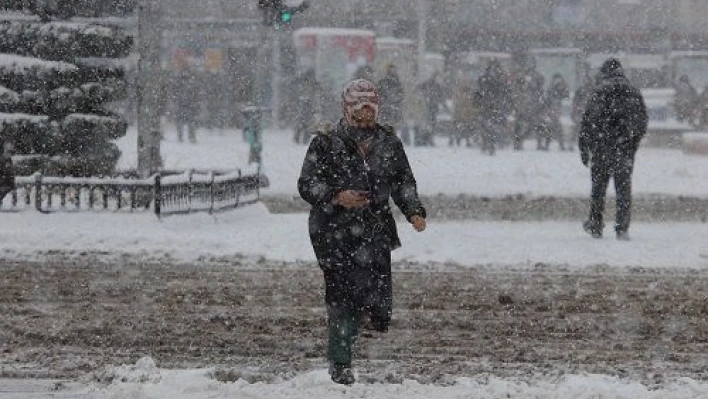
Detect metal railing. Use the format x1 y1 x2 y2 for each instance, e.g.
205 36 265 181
0 169 265 217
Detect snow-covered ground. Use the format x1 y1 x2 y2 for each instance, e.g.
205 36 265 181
2 126 708 398
4 363 708 399
117 125 708 198
1 204 706 269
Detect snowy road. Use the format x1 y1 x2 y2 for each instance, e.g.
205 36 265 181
3 256 708 389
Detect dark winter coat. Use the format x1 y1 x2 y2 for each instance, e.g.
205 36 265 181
545 79 570 110
477 66 512 123
293 72 323 126
513 70 545 118
173 70 201 123
579 64 648 166
378 74 405 124
298 120 426 268
0 152 15 199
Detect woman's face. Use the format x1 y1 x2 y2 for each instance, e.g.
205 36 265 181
346 104 377 128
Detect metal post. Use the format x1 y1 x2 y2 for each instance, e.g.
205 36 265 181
154 174 162 217
254 25 268 119
417 0 427 87
34 172 42 212
137 0 163 178
272 30 282 128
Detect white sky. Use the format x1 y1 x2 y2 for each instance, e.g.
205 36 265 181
1 126 708 398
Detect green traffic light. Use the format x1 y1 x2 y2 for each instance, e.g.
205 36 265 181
280 12 292 22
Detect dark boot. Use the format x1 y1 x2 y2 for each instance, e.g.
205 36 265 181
616 231 630 241
329 363 355 385
583 220 603 238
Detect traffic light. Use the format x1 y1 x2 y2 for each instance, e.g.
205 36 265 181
279 9 293 23
257 0 308 28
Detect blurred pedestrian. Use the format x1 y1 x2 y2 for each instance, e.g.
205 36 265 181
377 64 405 128
450 77 476 147
298 79 427 385
173 64 201 143
477 60 512 155
0 137 15 201
579 58 647 241
673 75 699 125
538 73 570 151
699 86 708 127
570 70 595 151
292 69 323 144
511 58 545 150
418 72 445 146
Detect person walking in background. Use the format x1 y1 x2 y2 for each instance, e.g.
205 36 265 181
579 58 647 241
377 64 405 129
298 79 426 385
699 86 708 127
477 60 512 155
292 69 323 144
673 75 699 125
570 70 595 151
511 58 545 150
538 73 570 151
0 137 15 201
173 64 202 143
418 72 445 146
450 76 476 147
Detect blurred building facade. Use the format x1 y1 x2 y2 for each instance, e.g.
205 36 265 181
158 0 708 50
153 0 708 127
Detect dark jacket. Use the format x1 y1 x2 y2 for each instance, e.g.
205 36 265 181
378 74 405 124
579 63 648 166
545 79 570 110
298 121 426 265
477 64 512 122
173 70 201 123
0 152 14 199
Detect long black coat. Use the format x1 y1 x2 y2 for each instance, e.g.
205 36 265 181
579 69 648 166
298 121 426 268
377 75 405 125
0 152 14 199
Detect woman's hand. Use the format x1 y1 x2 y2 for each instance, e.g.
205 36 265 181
334 190 370 209
410 215 426 232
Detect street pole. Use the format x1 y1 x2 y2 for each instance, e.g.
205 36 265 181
137 0 163 177
245 20 269 169
272 30 282 128
417 0 427 86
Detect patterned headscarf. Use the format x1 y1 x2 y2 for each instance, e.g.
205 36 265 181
342 79 379 126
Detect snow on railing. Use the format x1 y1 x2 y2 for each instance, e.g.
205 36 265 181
0 169 267 217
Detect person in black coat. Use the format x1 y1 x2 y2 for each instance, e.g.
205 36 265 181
172 65 201 143
539 73 570 151
292 69 323 144
579 58 648 240
477 60 512 155
298 79 426 385
377 64 405 127
0 137 15 201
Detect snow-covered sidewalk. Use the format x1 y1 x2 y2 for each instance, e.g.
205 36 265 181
2 359 708 399
1 203 706 269
116 126 708 198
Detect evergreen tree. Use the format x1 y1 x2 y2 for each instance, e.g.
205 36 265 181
0 1 134 176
